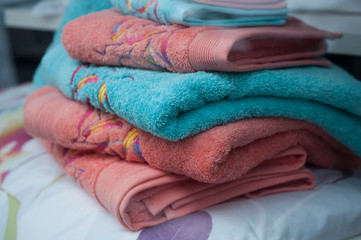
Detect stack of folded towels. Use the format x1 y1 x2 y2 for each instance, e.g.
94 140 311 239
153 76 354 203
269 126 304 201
24 0 361 231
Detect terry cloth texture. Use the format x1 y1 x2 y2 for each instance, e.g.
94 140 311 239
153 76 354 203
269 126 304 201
35 43 361 158
62 9 340 73
24 86 361 183
110 0 288 27
43 141 315 230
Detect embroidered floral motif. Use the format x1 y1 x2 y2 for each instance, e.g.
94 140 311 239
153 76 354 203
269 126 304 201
126 0 161 22
94 17 185 71
52 146 86 179
73 109 145 161
123 128 145 161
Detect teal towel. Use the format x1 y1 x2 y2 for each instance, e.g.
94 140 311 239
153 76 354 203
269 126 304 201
35 43 361 157
110 0 288 27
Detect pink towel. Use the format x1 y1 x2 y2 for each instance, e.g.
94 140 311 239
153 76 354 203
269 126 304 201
24 86 361 183
62 9 341 73
194 0 287 9
44 141 315 230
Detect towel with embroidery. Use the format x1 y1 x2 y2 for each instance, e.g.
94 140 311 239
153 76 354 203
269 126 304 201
24 86 361 183
110 0 288 27
62 9 341 73
43 141 315 230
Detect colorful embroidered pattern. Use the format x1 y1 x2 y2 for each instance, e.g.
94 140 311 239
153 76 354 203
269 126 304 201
122 128 144 161
125 0 161 23
98 83 108 110
93 17 185 71
71 64 89 98
71 65 109 112
73 109 145 161
74 75 99 94
70 64 138 114
111 20 130 41
69 65 145 161
74 109 123 156
123 128 138 152
53 146 86 179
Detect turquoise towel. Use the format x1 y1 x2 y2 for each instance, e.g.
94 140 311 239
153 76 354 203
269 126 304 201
110 0 288 27
35 42 361 157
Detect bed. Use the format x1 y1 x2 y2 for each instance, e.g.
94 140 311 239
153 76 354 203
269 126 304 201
0 83 361 240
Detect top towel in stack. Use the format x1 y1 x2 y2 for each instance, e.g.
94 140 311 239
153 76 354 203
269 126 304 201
110 0 288 27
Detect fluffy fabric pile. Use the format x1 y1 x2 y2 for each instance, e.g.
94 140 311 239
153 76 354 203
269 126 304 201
25 0 361 231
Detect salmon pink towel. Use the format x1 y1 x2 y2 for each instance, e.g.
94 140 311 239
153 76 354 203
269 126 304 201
24 86 361 183
62 9 341 73
44 141 315 230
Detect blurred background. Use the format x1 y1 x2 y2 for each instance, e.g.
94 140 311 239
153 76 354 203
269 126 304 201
0 0 360 89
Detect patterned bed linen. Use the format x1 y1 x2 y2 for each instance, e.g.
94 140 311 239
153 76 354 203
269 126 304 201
1 84 361 240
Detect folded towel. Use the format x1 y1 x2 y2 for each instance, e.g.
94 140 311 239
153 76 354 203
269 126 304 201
43 141 315 230
62 9 340 73
110 0 288 27
24 86 360 183
37 43 361 158
194 0 287 9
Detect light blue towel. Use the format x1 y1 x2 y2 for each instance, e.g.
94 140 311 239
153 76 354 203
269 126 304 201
35 42 361 157
110 0 288 27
